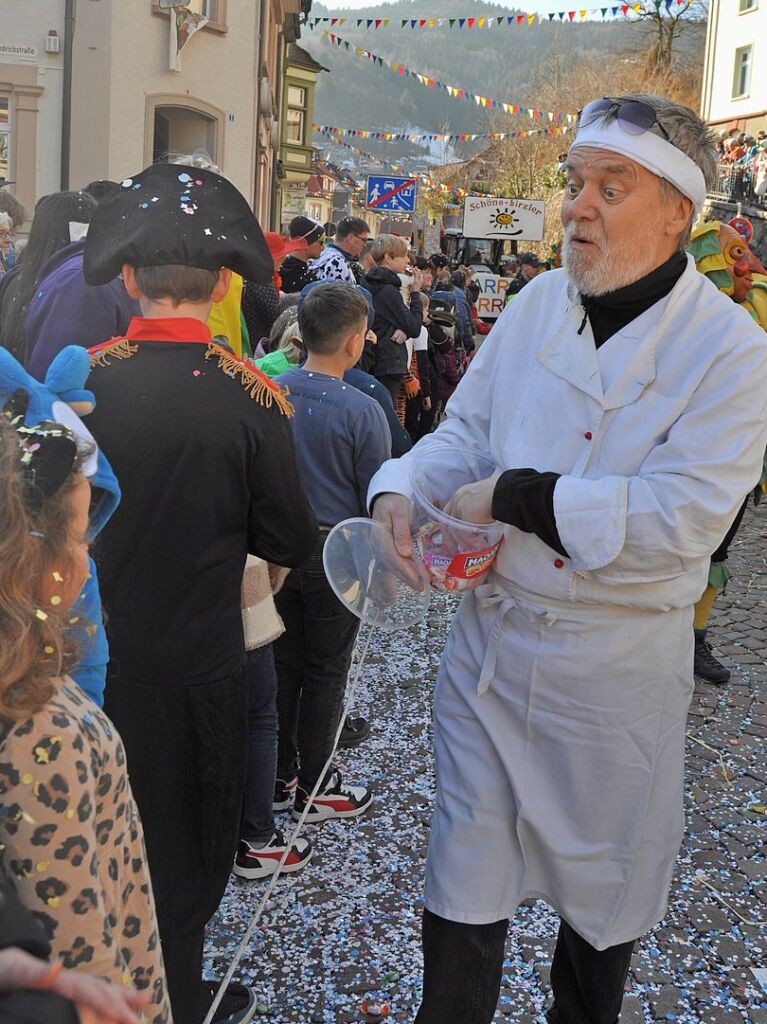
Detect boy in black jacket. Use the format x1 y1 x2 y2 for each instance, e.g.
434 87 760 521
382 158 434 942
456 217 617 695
364 234 423 404
83 163 318 1024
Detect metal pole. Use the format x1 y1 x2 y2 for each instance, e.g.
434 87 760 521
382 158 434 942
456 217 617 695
60 0 75 190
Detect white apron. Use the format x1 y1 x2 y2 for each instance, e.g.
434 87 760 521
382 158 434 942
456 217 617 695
426 576 693 948
369 260 767 949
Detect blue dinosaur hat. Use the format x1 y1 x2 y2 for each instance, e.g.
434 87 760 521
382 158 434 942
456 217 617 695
0 344 120 534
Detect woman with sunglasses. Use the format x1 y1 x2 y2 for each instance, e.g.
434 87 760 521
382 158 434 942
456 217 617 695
370 94 767 1024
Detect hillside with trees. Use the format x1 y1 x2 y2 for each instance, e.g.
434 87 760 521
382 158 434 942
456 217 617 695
302 0 706 167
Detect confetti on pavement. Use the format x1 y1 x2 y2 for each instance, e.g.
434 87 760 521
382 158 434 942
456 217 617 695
205 505 767 1023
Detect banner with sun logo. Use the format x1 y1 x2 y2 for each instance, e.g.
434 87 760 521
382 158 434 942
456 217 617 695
462 196 546 240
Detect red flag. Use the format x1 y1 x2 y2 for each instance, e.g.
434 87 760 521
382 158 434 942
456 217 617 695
516 14 524 24
468 17 476 27
568 10 576 19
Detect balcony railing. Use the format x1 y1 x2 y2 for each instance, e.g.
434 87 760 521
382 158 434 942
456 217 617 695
708 161 766 208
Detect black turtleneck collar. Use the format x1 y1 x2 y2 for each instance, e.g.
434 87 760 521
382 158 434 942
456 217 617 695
579 250 688 348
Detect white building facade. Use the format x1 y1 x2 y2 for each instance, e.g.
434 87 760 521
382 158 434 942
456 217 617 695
701 0 767 134
1 0 308 226
0 0 66 218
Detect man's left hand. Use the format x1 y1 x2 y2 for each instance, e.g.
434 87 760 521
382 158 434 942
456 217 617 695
444 473 501 524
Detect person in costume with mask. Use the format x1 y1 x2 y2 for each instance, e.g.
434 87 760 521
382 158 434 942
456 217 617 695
685 218 767 683
82 164 318 1024
370 95 767 1024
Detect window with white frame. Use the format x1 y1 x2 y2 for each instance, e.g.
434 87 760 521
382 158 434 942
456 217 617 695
0 97 9 182
732 44 753 97
286 85 307 145
738 0 757 13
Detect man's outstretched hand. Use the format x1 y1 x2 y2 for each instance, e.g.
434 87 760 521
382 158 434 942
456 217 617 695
443 474 501 524
371 493 424 590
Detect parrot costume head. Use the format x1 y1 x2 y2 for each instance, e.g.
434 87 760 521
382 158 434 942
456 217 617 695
0 344 120 534
688 219 767 332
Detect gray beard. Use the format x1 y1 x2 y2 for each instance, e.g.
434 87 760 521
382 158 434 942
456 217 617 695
562 222 668 297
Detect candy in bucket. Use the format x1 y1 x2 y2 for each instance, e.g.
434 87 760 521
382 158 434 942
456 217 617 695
410 447 505 593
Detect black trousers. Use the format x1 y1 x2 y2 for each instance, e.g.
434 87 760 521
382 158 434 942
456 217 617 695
711 494 749 564
104 668 249 1024
414 910 634 1024
273 554 359 791
405 394 436 442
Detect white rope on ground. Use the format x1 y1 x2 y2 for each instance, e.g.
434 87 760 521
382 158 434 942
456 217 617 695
686 733 734 789
202 625 376 1024
694 874 767 928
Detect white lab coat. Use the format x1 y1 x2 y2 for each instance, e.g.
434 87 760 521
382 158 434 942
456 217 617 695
368 258 767 948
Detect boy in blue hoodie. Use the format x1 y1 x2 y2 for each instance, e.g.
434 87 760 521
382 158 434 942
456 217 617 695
274 283 391 824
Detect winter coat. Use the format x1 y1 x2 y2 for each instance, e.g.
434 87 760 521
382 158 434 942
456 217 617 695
428 322 461 403
345 366 413 458
24 241 139 380
433 287 474 352
242 279 280 345
280 254 317 294
364 265 423 378
309 242 357 284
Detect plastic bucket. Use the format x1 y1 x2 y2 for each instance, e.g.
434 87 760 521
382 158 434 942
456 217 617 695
410 447 505 593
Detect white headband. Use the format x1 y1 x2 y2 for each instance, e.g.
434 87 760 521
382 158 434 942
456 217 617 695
569 119 707 212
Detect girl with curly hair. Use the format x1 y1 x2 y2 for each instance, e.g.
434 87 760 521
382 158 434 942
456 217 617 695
0 409 171 1024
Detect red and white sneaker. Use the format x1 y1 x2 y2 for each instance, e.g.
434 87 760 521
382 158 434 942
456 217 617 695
233 830 312 880
292 769 373 823
273 775 298 811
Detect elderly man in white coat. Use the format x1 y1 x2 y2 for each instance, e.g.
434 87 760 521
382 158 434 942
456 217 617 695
370 94 767 1024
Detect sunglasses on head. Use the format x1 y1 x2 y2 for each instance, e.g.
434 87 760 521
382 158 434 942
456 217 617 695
577 98 670 142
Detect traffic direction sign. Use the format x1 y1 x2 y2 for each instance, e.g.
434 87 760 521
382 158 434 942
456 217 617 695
366 175 417 212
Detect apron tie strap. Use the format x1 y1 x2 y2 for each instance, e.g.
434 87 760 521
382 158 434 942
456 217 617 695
474 583 558 696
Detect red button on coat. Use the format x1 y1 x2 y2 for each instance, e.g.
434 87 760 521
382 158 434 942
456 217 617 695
554 559 565 569
584 431 593 440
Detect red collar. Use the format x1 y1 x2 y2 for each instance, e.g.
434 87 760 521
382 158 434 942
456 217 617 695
124 317 212 344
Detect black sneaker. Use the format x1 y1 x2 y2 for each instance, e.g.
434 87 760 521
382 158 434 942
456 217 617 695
202 980 257 1024
337 714 371 749
292 768 372 823
273 775 298 811
694 629 731 684
233 831 312 880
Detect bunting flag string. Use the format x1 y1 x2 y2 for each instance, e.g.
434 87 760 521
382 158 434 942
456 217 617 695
314 123 574 145
319 31 578 123
306 1 686 31
313 123 575 200
317 133 470 198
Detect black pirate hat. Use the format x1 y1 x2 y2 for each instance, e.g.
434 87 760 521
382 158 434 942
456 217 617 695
83 163 273 285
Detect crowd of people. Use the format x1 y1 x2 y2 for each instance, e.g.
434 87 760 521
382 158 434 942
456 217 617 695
0 91 767 1024
0 156 503 1024
713 127 767 201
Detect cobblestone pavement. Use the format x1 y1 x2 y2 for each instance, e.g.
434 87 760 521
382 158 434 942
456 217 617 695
205 504 767 1023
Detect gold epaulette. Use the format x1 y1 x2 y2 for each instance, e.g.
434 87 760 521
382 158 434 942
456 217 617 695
204 342 293 417
89 337 139 368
